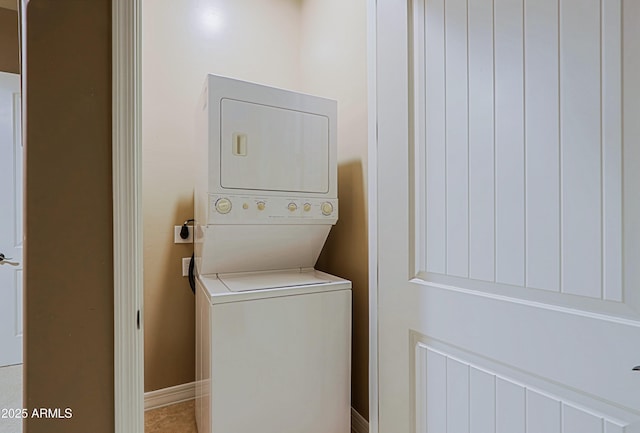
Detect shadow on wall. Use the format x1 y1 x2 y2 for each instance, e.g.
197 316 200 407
143 194 196 392
316 159 369 419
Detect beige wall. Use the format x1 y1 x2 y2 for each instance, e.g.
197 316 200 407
0 7 19 73
25 0 114 431
299 0 369 419
142 0 370 420
142 0 303 392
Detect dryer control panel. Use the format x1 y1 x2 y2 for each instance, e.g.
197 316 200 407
207 194 338 225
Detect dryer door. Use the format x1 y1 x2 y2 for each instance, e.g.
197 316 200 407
220 99 330 194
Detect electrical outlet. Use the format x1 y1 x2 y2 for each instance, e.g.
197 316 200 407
182 257 191 277
174 225 193 243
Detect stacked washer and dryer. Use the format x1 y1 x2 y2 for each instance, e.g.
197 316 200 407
194 74 352 433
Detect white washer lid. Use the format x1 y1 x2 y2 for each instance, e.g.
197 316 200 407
218 268 331 292
197 269 351 304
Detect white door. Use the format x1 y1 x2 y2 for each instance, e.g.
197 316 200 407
0 71 23 368
372 0 640 432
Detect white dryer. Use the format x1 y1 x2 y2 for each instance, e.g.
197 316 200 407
194 74 351 433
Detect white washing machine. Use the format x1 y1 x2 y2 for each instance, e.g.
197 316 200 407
195 270 351 433
194 75 352 433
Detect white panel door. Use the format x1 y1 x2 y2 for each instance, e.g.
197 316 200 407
373 0 640 432
0 71 22 368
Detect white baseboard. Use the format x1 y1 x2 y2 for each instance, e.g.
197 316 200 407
144 381 195 411
145 381 369 433
351 407 369 433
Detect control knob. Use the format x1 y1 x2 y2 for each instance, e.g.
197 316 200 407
321 202 334 216
215 198 232 214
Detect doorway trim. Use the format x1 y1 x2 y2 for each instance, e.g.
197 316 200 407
113 0 144 431
366 0 379 432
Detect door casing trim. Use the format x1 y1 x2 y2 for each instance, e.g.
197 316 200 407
113 0 144 431
367 0 379 432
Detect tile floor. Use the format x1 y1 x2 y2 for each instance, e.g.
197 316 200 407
0 364 22 433
145 400 197 433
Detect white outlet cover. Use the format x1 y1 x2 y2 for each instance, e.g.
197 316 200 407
182 257 191 277
174 225 194 243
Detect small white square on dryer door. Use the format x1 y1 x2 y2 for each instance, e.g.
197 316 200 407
174 225 193 243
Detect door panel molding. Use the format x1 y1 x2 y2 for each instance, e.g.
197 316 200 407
412 335 640 433
410 275 640 327
409 0 637 313
622 0 640 324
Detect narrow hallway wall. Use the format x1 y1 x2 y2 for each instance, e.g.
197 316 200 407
25 0 114 431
